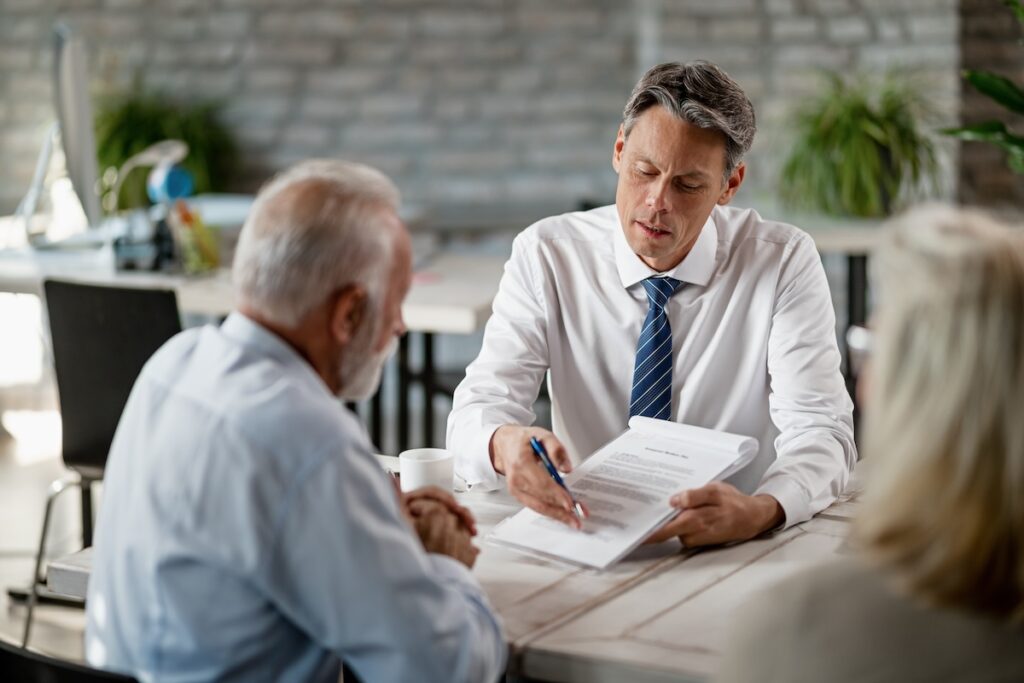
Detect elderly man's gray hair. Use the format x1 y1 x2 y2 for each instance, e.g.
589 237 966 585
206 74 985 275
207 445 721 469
232 159 400 328
622 61 756 181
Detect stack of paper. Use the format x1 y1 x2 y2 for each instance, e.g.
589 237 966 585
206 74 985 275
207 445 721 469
487 417 758 570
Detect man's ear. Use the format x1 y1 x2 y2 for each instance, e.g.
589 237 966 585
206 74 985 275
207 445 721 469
717 162 746 206
612 124 626 174
329 284 367 345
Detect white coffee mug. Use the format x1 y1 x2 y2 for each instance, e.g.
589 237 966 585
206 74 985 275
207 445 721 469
399 448 455 492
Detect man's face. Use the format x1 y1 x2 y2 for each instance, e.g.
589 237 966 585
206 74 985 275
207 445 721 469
336 213 412 402
612 105 744 271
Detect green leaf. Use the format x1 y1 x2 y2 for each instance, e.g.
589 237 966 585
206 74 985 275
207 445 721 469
1003 0 1024 24
963 70 1024 115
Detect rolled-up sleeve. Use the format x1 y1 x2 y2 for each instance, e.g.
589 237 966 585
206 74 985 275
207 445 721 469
447 233 551 490
757 234 857 527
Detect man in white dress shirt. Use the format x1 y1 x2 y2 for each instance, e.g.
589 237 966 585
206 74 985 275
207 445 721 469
87 160 505 682
447 61 856 547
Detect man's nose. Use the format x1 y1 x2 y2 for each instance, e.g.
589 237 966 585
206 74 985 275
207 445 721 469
645 179 672 213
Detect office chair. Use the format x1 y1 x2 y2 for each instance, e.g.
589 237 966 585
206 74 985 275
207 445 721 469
0 635 138 682
18 280 182 647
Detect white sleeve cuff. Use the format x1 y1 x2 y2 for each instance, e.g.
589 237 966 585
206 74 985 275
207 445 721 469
754 476 809 530
453 423 505 491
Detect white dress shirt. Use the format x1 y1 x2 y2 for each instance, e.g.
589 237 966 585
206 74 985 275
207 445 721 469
87 313 506 683
447 204 856 528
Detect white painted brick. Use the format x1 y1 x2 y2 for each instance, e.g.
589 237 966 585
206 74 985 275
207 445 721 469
432 99 474 121
776 44 854 70
307 68 384 93
343 41 404 64
0 47 34 69
424 151 517 174
341 123 441 148
858 43 957 69
223 96 291 124
243 40 333 66
300 95 359 122
191 71 240 98
419 10 504 37
908 16 956 42
359 94 423 119
515 8 604 32
708 18 762 41
827 17 873 43
205 12 251 38
813 0 853 13
772 17 820 41
446 123 496 144
0 15 43 41
876 20 905 42
765 0 798 14
231 122 281 148
246 68 298 93
666 0 758 15
257 10 357 38
359 14 413 40
281 125 334 150
497 67 545 92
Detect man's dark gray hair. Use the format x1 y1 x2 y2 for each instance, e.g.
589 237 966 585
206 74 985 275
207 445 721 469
622 61 756 181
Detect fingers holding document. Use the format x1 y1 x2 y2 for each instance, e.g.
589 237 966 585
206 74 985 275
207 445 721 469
644 482 785 547
490 425 585 530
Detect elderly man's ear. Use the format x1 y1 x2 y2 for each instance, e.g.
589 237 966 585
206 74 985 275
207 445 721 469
329 285 367 345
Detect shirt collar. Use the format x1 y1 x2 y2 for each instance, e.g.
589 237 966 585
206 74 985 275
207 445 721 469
613 209 719 289
220 312 333 397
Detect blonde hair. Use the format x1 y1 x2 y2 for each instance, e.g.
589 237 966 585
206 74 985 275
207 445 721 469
232 159 400 328
855 203 1024 621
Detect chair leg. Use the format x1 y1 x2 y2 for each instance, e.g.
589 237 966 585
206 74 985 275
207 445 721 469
81 479 94 548
22 473 80 648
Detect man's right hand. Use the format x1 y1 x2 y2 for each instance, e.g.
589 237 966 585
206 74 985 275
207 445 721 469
490 425 584 529
408 497 479 568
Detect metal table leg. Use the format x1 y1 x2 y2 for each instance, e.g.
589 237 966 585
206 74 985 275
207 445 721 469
397 334 411 454
422 332 436 448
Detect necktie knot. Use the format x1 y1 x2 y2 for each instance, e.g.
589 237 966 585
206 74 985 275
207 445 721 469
641 276 681 310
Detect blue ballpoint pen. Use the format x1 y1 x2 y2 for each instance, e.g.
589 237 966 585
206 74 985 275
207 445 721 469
529 436 586 523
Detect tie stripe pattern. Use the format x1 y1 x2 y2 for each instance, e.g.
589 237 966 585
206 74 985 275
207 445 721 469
629 276 682 420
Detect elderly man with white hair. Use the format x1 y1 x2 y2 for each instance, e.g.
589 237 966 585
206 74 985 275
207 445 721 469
85 160 506 683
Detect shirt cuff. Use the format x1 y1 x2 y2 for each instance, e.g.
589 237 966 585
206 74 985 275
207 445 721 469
428 553 484 587
754 476 809 531
454 423 505 491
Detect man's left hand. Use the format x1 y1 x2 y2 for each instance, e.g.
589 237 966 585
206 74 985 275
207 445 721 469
644 482 784 547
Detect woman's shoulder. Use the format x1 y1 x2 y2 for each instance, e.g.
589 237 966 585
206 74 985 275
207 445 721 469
719 556 1024 683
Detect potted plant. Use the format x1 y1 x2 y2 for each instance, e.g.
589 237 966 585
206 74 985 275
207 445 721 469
943 0 1024 174
779 71 939 218
95 90 239 211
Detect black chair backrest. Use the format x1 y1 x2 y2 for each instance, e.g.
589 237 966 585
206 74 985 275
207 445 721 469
0 637 138 682
43 280 182 477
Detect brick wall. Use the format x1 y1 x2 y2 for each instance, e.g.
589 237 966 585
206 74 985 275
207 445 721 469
0 0 978 217
958 0 1024 207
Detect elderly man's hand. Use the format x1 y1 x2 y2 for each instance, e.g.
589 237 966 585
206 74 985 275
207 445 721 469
404 492 480 568
644 482 784 547
402 486 477 537
490 425 587 530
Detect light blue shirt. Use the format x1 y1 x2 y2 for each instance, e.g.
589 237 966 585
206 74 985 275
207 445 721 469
86 313 506 683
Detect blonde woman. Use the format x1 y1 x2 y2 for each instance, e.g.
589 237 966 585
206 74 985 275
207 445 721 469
718 204 1024 682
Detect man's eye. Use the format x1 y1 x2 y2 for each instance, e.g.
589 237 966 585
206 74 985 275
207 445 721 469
635 167 655 176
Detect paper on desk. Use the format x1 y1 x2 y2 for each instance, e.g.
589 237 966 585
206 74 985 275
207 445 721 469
487 417 758 570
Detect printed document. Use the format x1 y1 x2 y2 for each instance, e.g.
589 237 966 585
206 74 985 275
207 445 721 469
487 417 757 569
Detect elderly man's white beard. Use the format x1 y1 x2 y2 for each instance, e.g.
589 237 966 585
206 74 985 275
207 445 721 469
336 335 398 402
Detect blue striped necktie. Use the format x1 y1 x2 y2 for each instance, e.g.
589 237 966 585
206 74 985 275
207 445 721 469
629 276 682 420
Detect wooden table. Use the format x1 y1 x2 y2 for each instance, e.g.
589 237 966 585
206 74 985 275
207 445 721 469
50 457 861 682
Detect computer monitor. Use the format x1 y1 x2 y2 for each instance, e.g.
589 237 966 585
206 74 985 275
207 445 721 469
53 22 101 229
